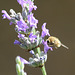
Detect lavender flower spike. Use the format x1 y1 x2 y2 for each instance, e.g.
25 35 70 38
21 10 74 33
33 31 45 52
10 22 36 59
16 56 27 75
19 51 47 68
29 51 47 67
2 0 49 74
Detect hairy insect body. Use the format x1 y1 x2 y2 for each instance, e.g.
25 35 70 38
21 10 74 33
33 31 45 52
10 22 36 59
47 36 69 49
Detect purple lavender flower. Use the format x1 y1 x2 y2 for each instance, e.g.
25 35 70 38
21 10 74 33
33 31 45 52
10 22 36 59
41 23 50 38
14 40 21 45
18 33 25 39
29 33 37 38
42 40 53 53
17 0 37 12
20 56 30 64
28 13 38 28
16 19 29 32
29 50 35 55
29 33 37 42
2 10 11 20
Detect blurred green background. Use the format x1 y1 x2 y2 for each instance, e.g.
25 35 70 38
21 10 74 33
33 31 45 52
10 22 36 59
0 0 75 75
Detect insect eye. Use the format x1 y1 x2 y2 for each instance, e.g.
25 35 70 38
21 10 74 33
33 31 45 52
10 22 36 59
47 40 49 43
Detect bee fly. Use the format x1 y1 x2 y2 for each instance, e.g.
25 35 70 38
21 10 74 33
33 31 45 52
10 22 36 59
46 36 69 49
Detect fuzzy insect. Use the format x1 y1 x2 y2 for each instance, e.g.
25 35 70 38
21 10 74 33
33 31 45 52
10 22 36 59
46 36 69 49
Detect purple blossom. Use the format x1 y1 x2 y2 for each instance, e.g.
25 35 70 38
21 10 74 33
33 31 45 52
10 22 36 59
16 19 29 32
17 0 37 12
28 1 37 12
29 33 37 38
18 33 25 39
29 33 37 42
42 40 53 53
20 56 30 64
14 40 21 45
28 13 38 28
29 50 34 55
41 23 50 38
17 0 25 8
2 10 11 20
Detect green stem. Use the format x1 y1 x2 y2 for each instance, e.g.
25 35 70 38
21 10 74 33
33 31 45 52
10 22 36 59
36 47 47 75
41 65 47 75
36 47 41 54
33 28 47 75
32 27 36 35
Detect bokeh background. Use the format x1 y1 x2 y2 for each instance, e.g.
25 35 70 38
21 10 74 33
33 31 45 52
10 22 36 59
0 0 75 75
